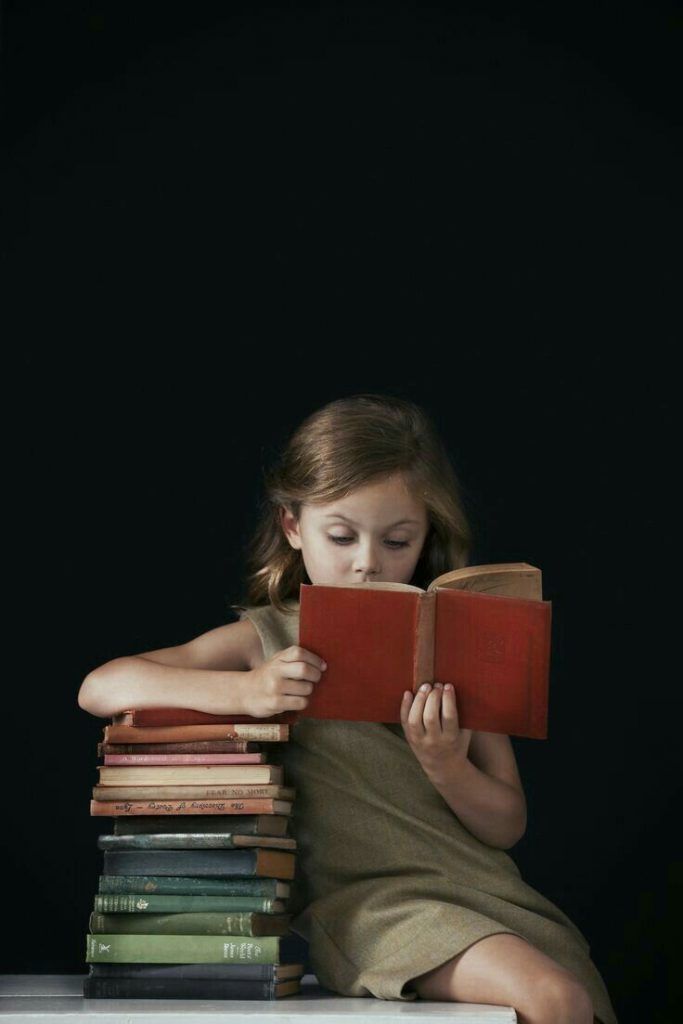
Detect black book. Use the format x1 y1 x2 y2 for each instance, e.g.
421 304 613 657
102 848 295 880
83 976 302 999
88 960 307 980
113 815 289 836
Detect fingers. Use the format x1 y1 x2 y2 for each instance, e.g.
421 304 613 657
401 682 438 733
276 646 327 684
401 683 457 734
439 683 459 738
423 684 446 729
401 684 426 732
278 679 315 697
281 694 311 712
279 645 327 673
269 646 328 705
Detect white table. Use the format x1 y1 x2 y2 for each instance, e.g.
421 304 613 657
0 975 517 1022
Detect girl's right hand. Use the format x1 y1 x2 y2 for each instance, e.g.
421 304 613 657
243 646 327 717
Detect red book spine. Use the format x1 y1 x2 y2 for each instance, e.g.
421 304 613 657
99 741 260 755
103 724 290 744
129 709 297 727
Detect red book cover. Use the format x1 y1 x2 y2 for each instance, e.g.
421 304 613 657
299 587 421 723
433 589 551 739
104 724 290 744
298 583 551 738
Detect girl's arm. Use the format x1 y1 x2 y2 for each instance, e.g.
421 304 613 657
401 683 527 850
77 620 325 720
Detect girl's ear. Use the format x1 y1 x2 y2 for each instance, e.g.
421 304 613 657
280 506 302 550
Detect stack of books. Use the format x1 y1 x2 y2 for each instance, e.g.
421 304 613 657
84 708 306 1000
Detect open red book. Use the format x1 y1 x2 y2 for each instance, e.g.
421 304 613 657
298 563 551 738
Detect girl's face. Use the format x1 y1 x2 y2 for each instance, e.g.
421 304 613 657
281 473 430 587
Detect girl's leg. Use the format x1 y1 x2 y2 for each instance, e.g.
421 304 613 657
410 933 596 1024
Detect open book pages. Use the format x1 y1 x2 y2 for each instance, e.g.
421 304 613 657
320 563 542 600
428 562 542 600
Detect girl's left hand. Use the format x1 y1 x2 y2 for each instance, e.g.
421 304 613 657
400 682 473 781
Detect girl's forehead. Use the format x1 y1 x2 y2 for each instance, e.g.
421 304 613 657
304 477 428 522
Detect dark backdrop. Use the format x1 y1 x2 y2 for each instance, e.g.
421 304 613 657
2 4 679 1022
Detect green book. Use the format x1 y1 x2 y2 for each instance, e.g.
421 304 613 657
93 893 286 914
98 875 290 898
89 911 292 936
86 932 295 964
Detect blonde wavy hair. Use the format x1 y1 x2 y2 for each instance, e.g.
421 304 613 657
233 393 473 613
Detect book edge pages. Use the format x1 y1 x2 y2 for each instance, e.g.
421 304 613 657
299 580 425 593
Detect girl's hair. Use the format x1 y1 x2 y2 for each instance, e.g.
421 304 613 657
235 393 472 613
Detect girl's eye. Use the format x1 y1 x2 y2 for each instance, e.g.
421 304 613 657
327 536 409 549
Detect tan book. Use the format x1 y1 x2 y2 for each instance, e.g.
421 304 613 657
93 785 295 802
97 765 283 786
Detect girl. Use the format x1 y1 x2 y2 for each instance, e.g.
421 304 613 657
78 393 618 1024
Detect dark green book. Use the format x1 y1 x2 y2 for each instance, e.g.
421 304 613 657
102 848 295 879
113 814 289 836
98 875 290 898
93 893 286 914
86 932 298 964
89 911 292 936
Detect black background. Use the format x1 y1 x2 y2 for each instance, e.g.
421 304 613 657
2 3 680 1021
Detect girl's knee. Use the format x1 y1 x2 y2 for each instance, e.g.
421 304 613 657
533 973 594 1024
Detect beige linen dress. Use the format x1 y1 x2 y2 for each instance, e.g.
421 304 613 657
239 600 618 1024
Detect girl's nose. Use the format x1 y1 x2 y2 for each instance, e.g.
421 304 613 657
353 542 381 576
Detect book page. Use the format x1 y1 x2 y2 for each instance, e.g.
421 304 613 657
313 580 425 593
428 563 542 600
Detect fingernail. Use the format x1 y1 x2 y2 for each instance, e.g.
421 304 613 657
445 684 453 691
434 682 443 689
420 682 431 692
321 661 327 670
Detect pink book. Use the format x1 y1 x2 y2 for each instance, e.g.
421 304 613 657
102 753 267 766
